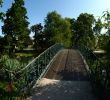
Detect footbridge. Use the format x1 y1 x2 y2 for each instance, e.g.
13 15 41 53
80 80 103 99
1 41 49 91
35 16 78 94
1 44 109 100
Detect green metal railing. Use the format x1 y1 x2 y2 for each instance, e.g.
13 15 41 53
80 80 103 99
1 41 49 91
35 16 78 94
77 45 109 99
1 43 63 99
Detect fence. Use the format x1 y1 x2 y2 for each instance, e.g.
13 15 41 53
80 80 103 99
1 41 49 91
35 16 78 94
77 45 110 100
1 43 63 99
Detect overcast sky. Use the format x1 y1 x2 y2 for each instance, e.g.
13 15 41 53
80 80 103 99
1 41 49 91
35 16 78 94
0 0 110 36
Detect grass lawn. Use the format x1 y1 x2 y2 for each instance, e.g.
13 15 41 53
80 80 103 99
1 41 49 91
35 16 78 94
15 48 46 64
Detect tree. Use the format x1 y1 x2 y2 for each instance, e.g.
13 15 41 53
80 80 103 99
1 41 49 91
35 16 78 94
93 18 102 35
60 18 72 47
67 18 76 46
97 34 109 49
44 11 62 45
102 10 110 90
102 10 110 57
0 0 5 21
102 10 110 35
0 0 2 5
0 36 5 54
2 0 29 54
44 11 72 47
72 13 95 48
31 23 44 49
93 18 102 48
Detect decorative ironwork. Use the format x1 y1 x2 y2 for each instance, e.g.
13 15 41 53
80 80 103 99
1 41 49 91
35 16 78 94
77 45 109 99
1 43 63 99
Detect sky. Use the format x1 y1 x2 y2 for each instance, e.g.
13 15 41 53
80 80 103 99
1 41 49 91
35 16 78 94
0 0 110 36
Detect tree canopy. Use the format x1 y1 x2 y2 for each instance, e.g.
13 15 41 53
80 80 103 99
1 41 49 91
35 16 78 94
2 0 29 54
0 0 4 21
44 11 72 47
31 23 45 49
102 10 110 58
72 13 95 48
0 0 2 6
0 0 110 55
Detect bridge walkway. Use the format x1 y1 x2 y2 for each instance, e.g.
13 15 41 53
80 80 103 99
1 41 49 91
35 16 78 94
27 49 97 100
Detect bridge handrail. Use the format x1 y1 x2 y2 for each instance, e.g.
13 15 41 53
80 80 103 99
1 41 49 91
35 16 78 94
17 43 62 73
77 44 108 90
2 43 64 99
77 44 104 65
3 43 62 73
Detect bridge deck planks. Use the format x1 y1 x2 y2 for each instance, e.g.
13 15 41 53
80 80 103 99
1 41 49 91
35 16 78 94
45 49 89 81
27 49 97 100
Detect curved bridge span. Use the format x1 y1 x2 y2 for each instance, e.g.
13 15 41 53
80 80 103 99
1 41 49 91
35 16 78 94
2 44 108 99
28 49 97 100
45 49 89 81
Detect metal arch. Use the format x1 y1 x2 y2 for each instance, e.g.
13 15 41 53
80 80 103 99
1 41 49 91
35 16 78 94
2 43 64 98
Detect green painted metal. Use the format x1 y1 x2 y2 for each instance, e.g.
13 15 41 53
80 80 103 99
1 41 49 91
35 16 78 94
2 43 63 99
77 45 109 99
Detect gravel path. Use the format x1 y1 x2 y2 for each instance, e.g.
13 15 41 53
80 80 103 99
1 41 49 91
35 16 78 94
27 49 97 100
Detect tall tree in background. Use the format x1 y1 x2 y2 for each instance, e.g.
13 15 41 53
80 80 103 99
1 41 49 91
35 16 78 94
44 11 72 47
31 23 44 49
102 10 110 90
97 34 109 49
72 13 95 48
0 0 4 54
2 0 29 55
0 0 4 21
44 11 62 45
67 18 76 46
102 10 110 35
61 18 72 47
93 18 102 35
0 36 5 54
93 18 102 48
0 0 2 5
102 10 110 58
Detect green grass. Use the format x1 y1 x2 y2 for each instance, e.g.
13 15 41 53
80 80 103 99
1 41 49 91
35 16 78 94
15 53 33 57
15 49 46 63
15 52 36 64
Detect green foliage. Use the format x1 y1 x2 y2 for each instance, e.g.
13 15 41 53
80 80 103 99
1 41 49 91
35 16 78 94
102 10 110 34
101 10 110 58
72 13 95 48
105 40 110 59
93 18 103 49
98 10 110 92
44 11 62 44
97 34 109 49
0 36 5 54
0 0 5 21
0 55 26 71
93 18 102 35
44 11 72 47
31 23 45 49
0 0 2 6
0 12 5 21
2 0 30 55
